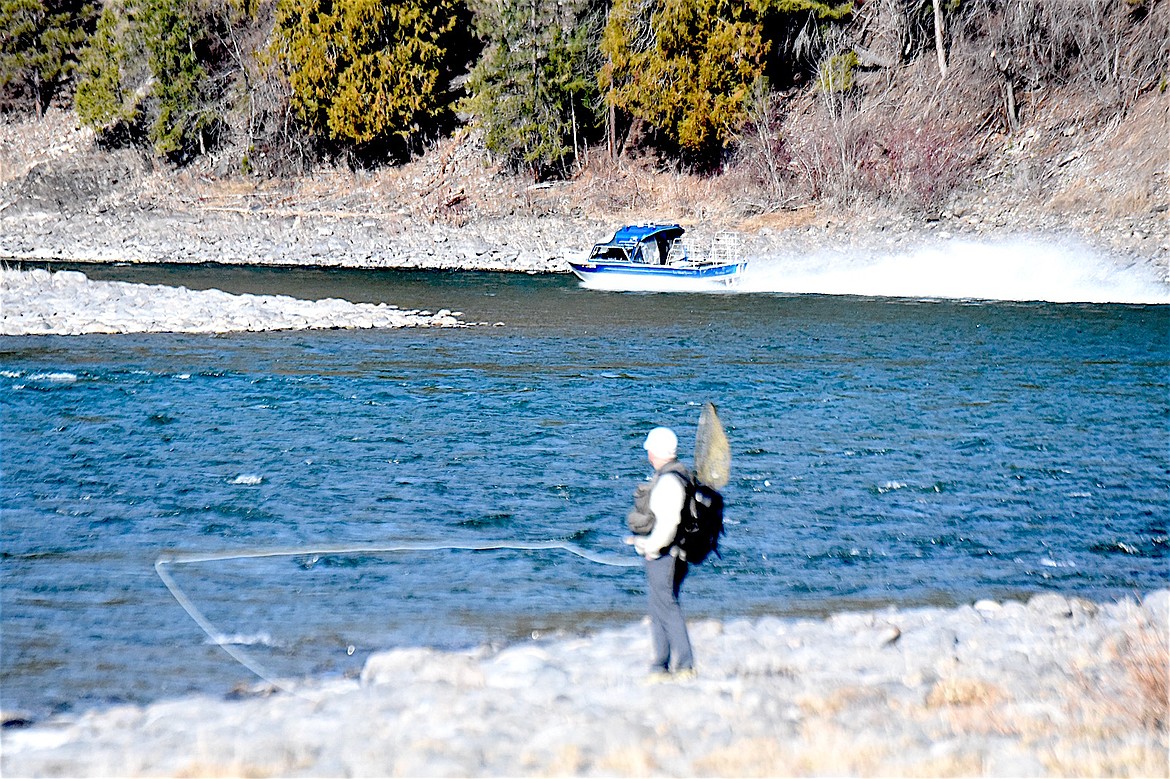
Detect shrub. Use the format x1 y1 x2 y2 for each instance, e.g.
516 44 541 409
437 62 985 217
860 120 968 210
599 0 768 165
73 0 139 133
817 50 859 93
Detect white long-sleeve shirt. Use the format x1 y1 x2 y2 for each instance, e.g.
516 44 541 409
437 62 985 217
634 469 687 559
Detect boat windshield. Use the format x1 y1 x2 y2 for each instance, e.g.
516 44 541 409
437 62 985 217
590 245 629 262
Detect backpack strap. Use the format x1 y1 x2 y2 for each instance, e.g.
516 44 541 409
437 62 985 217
655 459 692 489
654 460 693 555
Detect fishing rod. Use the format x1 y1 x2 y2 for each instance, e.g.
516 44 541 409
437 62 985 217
155 540 640 698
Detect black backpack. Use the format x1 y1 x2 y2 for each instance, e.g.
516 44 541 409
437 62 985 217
675 477 724 564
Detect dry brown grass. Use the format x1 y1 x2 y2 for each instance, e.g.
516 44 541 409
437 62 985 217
173 765 278 778
690 652 1166 779
173 757 286 778
797 684 889 718
595 744 657 777
690 726 987 777
168 729 319 778
563 153 751 226
1120 623 1170 734
1043 742 1170 778
926 677 1003 708
690 736 786 777
6 68 1164 243
737 207 821 232
692 726 894 778
531 743 585 775
1025 622 1170 778
1067 622 1170 739
0 108 94 184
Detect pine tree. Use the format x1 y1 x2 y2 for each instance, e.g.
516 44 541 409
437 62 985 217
0 0 94 116
463 0 605 178
139 0 214 156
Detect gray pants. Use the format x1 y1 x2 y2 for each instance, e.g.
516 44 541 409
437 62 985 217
645 553 693 672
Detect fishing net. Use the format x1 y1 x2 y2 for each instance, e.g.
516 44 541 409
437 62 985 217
694 402 730 488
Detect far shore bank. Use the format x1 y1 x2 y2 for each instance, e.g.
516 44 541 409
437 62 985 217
2 105 1166 289
2 590 1167 777
2 193 1167 282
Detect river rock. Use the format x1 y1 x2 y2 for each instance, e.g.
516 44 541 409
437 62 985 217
361 647 485 688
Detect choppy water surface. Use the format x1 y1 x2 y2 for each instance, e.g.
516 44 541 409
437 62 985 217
2 265 1167 718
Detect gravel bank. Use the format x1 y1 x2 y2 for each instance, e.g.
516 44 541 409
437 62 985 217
0 268 472 335
2 590 1166 777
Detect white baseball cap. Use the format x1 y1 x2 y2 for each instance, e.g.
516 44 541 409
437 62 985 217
643 426 678 458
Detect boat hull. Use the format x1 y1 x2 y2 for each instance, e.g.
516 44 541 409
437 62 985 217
568 260 746 290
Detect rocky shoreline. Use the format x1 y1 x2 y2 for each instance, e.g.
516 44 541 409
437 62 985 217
1 205 582 273
2 201 1167 281
2 590 1167 777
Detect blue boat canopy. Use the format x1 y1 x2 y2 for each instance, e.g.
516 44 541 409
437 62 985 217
608 223 685 247
589 223 686 265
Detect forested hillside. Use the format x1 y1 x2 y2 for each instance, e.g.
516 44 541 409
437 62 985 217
1 0 1167 224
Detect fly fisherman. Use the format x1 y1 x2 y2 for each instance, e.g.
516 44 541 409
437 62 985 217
626 426 696 681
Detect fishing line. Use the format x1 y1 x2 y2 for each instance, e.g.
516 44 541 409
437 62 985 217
155 540 640 699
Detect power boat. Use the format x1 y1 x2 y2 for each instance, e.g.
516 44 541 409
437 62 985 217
567 223 746 290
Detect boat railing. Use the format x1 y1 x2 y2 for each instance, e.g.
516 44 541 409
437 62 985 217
665 240 689 265
708 232 740 265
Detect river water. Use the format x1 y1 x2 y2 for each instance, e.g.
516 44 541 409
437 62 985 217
2 259 1167 719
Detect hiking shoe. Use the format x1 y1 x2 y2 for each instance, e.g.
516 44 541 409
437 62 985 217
674 668 698 681
642 671 673 685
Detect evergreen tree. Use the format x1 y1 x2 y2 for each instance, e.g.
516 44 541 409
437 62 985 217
74 0 147 133
74 0 217 159
600 0 850 163
0 0 94 116
600 0 764 161
269 0 465 154
140 0 215 156
463 0 604 178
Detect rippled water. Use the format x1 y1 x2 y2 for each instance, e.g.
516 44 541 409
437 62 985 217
2 265 1167 718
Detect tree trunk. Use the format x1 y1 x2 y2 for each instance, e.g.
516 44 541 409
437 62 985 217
932 0 948 80
571 100 578 167
608 101 616 162
32 71 44 119
1004 79 1019 132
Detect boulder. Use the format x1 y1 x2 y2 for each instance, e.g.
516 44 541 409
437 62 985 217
1028 592 1073 619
